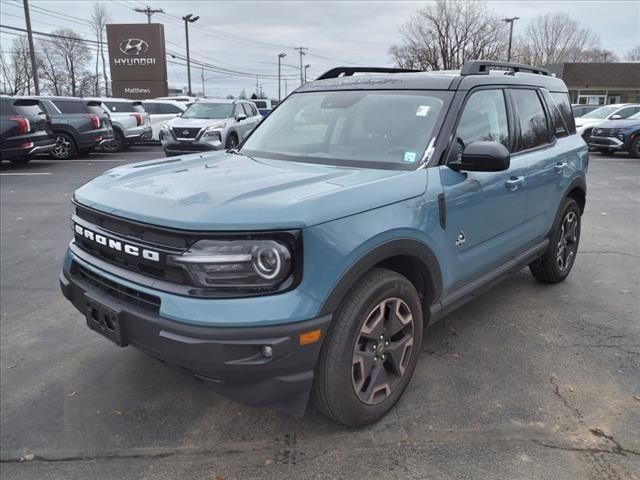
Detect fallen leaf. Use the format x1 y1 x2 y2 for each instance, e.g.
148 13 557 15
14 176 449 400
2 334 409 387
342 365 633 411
451 353 460 359
5 364 16 369
20 453 34 462
114 410 123 415
215 476 225 480
567 386 575 392
600 212 607 216
634 395 640 402
67 390 77 397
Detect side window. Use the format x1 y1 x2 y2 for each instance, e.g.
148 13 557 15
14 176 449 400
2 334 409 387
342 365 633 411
160 103 182 114
455 89 509 158
242 103 253 117
550 92 576 135
511 89 551 151
142 103 157 114
52 100 87 114
615 107 640 119
234 104 245 118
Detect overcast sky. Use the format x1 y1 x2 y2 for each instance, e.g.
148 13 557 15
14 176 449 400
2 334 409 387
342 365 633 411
1 0 639 98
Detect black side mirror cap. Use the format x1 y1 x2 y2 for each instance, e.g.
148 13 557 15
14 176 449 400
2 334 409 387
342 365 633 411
449 141 510 172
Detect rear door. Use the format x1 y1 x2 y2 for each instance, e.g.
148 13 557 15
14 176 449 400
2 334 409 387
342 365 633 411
439 88 529 291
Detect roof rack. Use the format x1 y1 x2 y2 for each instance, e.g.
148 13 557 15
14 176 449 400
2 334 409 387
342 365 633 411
316 66 422 80
461 60 549 76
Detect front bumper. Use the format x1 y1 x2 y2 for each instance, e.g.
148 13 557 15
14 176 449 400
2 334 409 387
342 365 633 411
163 140 225 156
588 136 627 151
59 252 331 415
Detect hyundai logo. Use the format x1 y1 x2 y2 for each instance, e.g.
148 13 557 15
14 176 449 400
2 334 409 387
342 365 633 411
119 38 149 56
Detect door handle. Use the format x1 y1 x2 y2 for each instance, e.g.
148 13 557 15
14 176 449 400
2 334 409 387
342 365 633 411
505 176 525 191
554 162 567 174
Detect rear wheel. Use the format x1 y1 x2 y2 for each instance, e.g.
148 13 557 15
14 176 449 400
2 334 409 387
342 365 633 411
313 268 423 426
50 133 77 160
102 129 125 153
529 198 581 283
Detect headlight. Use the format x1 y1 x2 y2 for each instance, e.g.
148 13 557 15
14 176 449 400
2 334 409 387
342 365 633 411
168 239 293 292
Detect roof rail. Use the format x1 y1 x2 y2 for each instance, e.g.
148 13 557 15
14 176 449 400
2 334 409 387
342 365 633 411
316 66 422 80
461 60 549 76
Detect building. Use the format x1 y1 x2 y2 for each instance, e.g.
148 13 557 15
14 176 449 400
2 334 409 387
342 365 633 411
547 63 640 106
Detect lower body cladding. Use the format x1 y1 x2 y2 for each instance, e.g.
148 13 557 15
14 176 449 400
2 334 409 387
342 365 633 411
59 257 332 416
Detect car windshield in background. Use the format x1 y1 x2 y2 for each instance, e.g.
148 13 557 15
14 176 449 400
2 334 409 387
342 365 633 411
241 90 451 169
183 103 234 119
629 111 640 120
581 105 619 119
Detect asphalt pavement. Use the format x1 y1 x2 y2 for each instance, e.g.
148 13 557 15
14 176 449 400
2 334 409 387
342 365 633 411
1 146 639 479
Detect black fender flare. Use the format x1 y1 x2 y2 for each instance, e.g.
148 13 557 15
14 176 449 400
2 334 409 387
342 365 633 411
317 238 443 317
548 175 587 238
51 126 80 148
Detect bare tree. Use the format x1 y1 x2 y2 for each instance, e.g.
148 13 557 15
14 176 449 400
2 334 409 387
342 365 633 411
389 0 507 70
0 36 32 95
48 29 92 96
515 12 600 65
626 45 640 61
580 48 619 63
91 2 111 96
37 38 67 95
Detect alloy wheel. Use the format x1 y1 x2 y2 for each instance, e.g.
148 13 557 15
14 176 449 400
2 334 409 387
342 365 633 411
52 135 72 159
352 297 414 405
557 210 579 271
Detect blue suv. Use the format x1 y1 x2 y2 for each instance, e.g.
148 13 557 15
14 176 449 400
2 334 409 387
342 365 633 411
60 61 588 426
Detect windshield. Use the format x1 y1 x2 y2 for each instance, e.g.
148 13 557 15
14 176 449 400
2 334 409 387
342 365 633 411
241 90 450 169
581 105 619 119
183 103 233 119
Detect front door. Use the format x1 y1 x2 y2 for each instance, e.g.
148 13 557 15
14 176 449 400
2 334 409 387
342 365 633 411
438 88 529 293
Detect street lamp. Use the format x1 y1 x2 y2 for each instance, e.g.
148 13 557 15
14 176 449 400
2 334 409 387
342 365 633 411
502 17 520 62
277 52 286 103
182 13 199 96
304 64 310 84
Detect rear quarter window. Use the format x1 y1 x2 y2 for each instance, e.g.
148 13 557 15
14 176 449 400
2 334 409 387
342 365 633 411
550 93 576 134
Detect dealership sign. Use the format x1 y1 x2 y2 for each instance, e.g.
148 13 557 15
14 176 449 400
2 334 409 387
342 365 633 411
106 24 168 98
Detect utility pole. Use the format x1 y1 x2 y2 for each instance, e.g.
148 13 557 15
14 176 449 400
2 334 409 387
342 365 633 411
294 47 308 86
502 17 520 62
23 0 39 95
304 64 310 84
182 13 199 97
255 75 259 97
133 5 165 23
277 52 286 102
201 67 205 97
284 79 288 97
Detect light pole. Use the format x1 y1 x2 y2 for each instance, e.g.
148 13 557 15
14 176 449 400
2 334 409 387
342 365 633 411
182 13 199 96
277 52 286 102
304 64 310 84
502 17 520 62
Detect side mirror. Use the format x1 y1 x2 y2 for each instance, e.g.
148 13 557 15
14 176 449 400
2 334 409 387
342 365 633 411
610 114 622 120
236 113 247 121
449 141 510 172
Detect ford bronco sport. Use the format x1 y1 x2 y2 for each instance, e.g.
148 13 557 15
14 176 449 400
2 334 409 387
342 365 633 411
60 61 587 426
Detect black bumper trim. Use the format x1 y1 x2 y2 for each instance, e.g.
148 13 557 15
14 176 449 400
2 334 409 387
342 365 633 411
60 267 332 415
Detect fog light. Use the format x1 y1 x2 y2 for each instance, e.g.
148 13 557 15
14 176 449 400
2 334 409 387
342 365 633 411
261 345 273 358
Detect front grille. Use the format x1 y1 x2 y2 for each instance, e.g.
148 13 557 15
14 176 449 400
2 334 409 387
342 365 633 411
173 127 201 139
74 263 161 313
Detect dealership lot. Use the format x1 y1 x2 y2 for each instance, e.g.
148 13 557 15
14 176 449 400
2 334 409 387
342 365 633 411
1 148 639 479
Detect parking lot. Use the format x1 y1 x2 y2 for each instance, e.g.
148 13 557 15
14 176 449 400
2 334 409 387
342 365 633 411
1 147 639 479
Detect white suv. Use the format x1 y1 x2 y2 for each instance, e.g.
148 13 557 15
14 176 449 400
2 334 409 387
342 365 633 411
141 100 187 141
575 103 640 140
89 98 152 152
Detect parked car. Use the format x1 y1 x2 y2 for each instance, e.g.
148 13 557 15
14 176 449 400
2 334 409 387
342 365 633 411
249 98 273 117
588 111 640 157
575 103 640 140
571 104 599 118
141 100 187 141
89 98 152 152
60 61 587 426
29 97 113 159
160 99 261 156
0 96 56 164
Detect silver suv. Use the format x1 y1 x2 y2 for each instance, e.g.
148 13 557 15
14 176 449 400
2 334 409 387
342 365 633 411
160 99 261 156
89 98 152 152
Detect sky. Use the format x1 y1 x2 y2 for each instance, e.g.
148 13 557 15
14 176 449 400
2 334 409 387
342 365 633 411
1 0 639 98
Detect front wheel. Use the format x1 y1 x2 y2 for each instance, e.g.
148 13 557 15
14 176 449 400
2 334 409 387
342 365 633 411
225 132 238 150
50 133 77 160
313 268 423 426
630 137 640 159
102 130 125 153
529 198 581 283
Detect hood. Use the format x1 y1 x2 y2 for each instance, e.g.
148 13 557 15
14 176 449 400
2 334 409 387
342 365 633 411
591 119 640 129
74 152 426 230
166 117 230 129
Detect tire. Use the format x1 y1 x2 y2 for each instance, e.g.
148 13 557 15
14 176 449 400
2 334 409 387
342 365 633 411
225 132 238 150
9 157 31 165
529 198 581 283
50 133 77 160
630 137 640 159
313 268 423 426
102 129 125 153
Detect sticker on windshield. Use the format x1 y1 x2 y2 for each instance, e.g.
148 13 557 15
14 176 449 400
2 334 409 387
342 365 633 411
403 151 417 163
416 105 431 117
